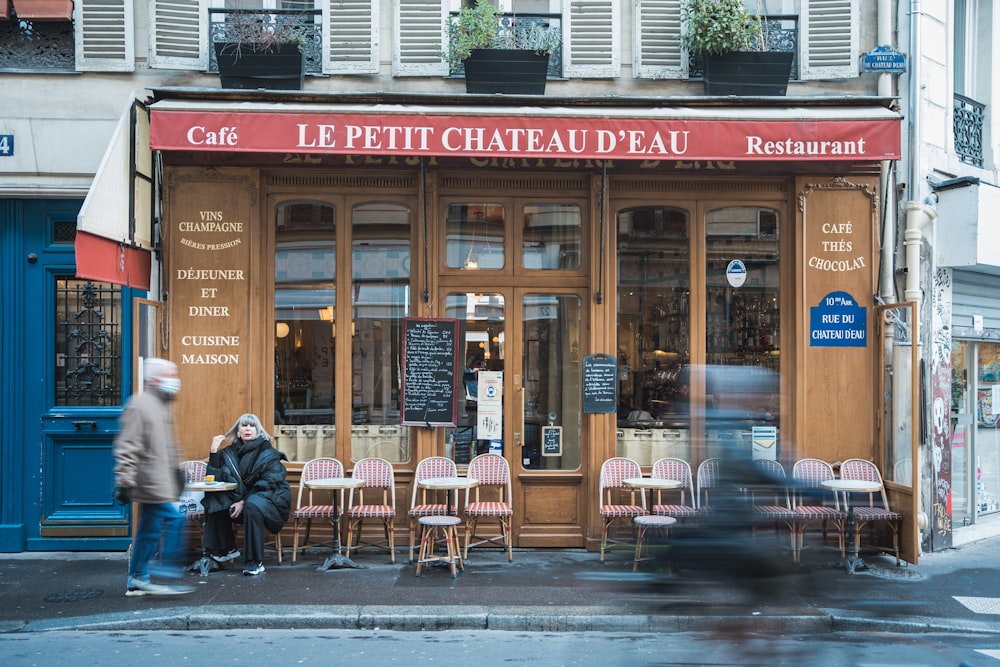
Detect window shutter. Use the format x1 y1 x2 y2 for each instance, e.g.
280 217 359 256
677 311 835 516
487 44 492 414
633 0 683 79
324 0 378 74
564 0 619 79
800 0 858 80
148 0 207 71
75 0 134 72
393 0 447 77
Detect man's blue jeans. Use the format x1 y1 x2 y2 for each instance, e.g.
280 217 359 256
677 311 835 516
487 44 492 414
128 502 185 582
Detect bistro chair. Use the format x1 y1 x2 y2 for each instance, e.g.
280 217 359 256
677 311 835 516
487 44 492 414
749 459 798 560
598 457 646 562
649 457 698 521
288 457 344 564
345 457 397 562
408 456 458 562
791 458 845 562
839 458 902 566
695 457 721 515
463 453 514 561
179 460 208 538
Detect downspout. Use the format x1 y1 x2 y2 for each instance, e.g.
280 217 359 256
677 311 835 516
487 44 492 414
877 0 896 302
903 0 938 543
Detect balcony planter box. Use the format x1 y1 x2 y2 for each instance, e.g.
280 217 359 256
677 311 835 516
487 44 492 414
702 51 794 96
214 41 305 91
462 49 549 95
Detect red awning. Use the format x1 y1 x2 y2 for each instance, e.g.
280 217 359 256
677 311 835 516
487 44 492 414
12 0 74 21
149 102 901 162
1 1 12 20
74 231 152 290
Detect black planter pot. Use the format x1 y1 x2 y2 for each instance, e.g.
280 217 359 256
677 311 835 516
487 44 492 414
462 49 549 95
702 51 794 96
214 41 305 91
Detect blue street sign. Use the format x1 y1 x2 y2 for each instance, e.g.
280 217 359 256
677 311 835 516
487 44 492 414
810 291 867 347
861 45 906 73
0 134 13 156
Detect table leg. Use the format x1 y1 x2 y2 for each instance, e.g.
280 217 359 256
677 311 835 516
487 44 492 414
316 487 364 571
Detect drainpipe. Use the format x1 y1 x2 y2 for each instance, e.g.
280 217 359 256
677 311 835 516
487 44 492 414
877 0 896 302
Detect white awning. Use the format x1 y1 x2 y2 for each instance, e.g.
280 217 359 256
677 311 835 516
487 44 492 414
75 99 154 289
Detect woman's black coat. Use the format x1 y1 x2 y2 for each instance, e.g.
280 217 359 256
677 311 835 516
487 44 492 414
204 435 291 533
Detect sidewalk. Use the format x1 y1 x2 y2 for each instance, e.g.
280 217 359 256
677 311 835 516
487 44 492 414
1 538 998 634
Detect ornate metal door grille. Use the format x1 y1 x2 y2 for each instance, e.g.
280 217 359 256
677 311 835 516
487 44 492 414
55 279 122 406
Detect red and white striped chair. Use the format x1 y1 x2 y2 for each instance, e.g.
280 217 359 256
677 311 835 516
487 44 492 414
599 457 646 562
408 456 458 562
750 458 798 560
288 457 344 564
649 457 698 521
463 453 514 561
695 457 721 516
180 460 207 540
791 458 845 562
839 458 902 566
345 457 397 562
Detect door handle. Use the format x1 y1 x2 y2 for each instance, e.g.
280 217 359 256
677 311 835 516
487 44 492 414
72 420 97 431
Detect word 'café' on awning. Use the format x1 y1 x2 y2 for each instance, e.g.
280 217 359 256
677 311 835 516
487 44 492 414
76 95 901 289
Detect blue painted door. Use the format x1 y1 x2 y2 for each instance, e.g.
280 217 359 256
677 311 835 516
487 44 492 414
21 200 134 550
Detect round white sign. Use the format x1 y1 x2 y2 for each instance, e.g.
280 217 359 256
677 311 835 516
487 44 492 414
726 260 747 288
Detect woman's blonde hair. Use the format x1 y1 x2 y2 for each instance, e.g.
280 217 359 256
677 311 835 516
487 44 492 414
224 413 272 443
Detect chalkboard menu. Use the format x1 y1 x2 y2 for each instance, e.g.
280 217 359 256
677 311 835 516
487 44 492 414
542 426 562 457
582 353 617 414
401 317 460 427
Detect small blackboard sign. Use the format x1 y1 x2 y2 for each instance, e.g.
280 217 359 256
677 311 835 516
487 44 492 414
542 426 562 457
582 353 618 414
400 317 460 427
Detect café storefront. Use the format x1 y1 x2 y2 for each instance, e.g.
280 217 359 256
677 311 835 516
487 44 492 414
79 91 912 555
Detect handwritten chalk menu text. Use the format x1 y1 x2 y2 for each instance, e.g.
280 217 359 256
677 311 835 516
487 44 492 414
582 353 618 414
401 317 460 426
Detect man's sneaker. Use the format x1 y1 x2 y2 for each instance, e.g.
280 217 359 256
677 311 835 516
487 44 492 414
209 549 241 564
126 579 194 596
242 562 265 576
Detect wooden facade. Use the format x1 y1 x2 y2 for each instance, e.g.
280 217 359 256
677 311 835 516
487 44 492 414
158 155 906 556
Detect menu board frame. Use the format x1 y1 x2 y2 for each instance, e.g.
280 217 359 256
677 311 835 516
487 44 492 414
400 317 461 427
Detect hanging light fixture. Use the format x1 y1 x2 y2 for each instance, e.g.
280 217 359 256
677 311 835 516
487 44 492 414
276 322 290 339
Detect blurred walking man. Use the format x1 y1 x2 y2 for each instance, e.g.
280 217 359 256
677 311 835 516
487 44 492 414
113 358 192 596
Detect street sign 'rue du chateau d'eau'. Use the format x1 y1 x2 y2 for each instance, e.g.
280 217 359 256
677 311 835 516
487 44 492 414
861 45 907 74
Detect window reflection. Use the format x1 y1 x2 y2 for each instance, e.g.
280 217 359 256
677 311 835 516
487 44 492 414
273 202 336 462
522 203 581 270
350 202 411 463
445 203 505 270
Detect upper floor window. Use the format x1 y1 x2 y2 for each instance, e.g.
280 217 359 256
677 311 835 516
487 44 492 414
0 2 75 71
953 0 992 168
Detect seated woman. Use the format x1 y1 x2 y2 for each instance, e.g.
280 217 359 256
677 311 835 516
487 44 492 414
203 413 291 576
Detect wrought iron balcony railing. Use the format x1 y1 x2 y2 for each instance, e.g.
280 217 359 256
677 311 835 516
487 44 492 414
954 93 985 168
208 8 322 75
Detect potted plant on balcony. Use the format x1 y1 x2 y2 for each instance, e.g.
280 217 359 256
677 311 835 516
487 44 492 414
680 0 793 96
443 0 560 95
214 11 306 91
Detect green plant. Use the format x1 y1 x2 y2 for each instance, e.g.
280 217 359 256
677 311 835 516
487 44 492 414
219 9 307 55
680 0 764 56
443 0 561 68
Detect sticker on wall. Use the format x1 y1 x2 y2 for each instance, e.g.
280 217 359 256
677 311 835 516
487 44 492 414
810 291 867 347
726 260 747 288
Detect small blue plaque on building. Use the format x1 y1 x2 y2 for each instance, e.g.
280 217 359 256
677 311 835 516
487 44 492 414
861 45 906 73
810 291 867 347
0 134 13 156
